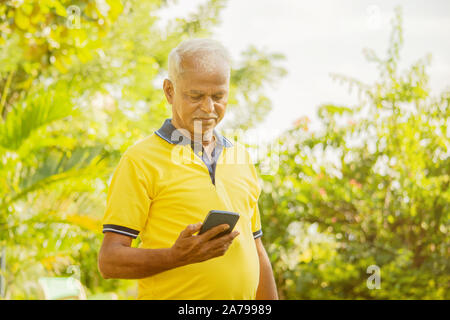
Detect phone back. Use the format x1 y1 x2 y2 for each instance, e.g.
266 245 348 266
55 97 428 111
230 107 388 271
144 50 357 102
198 210 240 239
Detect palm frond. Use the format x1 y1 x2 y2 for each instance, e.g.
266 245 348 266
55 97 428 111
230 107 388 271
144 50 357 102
0 85 74 150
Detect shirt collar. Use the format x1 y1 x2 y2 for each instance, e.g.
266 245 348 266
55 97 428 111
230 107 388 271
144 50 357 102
155 118 233 148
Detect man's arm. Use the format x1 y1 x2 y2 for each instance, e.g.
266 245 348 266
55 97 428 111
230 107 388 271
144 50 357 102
255 237 278 300
98 222 239 279
98 232 176 279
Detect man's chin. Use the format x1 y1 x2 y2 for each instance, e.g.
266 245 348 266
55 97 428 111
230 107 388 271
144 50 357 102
191 123 214 142
192 119 216 131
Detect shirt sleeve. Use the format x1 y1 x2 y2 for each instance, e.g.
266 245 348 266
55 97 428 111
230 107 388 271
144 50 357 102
102 154 151 239
251 203 263 239
245 149 263 239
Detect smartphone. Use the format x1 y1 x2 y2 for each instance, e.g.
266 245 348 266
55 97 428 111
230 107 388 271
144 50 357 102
198 210 240 240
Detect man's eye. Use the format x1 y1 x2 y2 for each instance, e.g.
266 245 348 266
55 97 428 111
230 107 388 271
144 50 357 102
190 95 202 100
213 95 223 100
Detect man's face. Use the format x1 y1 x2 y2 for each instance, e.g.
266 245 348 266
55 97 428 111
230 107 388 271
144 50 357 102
164 54 230 140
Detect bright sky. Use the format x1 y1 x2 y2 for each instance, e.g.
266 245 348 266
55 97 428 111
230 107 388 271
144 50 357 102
157 0 450 144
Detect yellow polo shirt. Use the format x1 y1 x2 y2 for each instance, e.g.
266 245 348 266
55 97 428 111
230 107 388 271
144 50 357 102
102 120 263 299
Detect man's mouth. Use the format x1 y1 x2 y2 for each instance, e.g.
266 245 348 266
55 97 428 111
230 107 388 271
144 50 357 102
195 118 216 121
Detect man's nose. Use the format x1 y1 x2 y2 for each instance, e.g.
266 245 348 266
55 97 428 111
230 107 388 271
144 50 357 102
200 96 215 113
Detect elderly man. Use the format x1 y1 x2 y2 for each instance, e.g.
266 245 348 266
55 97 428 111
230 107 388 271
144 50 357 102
98 39 278 300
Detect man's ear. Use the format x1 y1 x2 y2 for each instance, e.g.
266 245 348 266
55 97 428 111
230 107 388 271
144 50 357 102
163 79 175 104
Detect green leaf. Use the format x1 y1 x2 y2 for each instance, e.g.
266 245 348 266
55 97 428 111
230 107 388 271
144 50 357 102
0 86 74 150
14 9 30 30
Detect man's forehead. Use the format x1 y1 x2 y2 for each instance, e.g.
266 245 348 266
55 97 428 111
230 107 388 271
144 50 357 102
181 52 230 74
177 67 230 89
187 88 227 95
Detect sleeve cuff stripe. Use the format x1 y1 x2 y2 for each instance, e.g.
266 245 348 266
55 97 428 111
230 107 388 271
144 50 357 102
103 224 139 238
103 228 139 238
253 229 263 239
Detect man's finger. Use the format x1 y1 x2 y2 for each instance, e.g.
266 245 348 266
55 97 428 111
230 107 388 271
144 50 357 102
229 230 240 240
180 222 202 238
211 231 239 255
215 230 240 245
199 224 230 241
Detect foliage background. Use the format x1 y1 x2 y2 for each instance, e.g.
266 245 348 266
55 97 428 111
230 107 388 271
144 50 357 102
0 1 448 299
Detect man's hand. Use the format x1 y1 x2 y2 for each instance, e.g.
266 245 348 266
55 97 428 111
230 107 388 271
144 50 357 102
170 222 239 267
98 222 239 279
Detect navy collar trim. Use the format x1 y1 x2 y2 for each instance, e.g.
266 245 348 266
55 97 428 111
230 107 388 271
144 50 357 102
155 118 233 148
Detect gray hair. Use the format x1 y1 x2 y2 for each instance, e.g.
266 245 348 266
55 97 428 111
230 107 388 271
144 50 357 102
168 38 231 83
